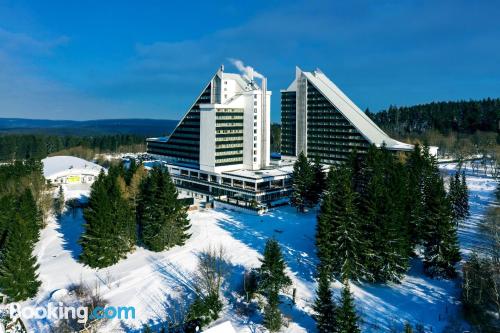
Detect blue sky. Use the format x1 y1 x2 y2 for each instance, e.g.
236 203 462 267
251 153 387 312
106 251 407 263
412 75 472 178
0 0 499 122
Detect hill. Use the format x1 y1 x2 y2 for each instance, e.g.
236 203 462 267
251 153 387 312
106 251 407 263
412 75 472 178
0 118 178 137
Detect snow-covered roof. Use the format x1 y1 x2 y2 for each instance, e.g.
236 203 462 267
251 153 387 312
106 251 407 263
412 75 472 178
202 321 236 333
42 156 104 179
287 67 414 152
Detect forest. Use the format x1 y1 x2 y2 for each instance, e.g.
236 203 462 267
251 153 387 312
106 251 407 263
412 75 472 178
0 134 145 161
365 98 500 136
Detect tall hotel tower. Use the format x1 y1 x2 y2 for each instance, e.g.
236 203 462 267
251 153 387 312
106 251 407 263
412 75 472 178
148 65 270 172
147 66 291 208
281 67 413 164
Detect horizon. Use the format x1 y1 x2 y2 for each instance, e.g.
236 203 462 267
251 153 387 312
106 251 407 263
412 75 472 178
1 0 499 122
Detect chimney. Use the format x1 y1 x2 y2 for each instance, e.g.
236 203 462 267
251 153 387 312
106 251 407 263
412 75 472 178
260 77 268 168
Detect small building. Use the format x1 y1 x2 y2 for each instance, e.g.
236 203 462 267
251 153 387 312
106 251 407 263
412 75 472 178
42 156 104 185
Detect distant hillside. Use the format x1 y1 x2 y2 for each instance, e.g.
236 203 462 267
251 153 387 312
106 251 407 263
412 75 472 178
0 118 178 137
366 98 500 135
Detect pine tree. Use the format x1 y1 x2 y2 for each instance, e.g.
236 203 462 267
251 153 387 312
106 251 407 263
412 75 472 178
362 146 409 282
336 280 360 333
54 185 65 218
421 154 461 278
138 167 191 251
258 238 292 294
291 152 314 212
14 189 42 243
448 172 459 224
80 169 136 268
325 166 367 281
460 172 470 219
0 214 41 301
316 185 335 276
313 266 337 333
310 156 326 205
405 144 426 248
263 290 283 332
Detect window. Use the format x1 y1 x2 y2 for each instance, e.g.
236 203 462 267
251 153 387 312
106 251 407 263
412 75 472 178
254 115 257 119
254 101 257 106
254 136 257 141
254 143 257 148
254 122 257 127
254 129 257 134
254 157 257 162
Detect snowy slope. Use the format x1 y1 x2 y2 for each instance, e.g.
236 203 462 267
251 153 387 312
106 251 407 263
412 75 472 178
22 164 498 332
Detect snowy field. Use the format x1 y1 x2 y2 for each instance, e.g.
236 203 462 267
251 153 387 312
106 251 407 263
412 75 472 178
21 164 498 332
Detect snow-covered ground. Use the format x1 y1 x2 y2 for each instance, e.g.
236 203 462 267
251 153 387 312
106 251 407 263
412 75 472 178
20 164 499 332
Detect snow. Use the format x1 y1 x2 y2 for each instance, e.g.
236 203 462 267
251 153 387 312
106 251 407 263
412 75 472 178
42 156 103 179
21 164 498 332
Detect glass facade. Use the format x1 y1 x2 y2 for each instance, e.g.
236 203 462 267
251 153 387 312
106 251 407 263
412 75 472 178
146 83 212 165
280 80 370 164
280 91 297 156
306 82 369 163
215 108 244 166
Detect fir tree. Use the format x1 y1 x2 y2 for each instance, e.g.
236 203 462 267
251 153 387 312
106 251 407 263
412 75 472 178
313 266 337 333
291 152 314 212
405 144 426 248
0 214 41 301
263 290 283 332
324 166 367 281
421 155 461 278
404 322 414 333
80 169 136 268
54 186 65 218
17 189 41 242
138 167 191 251
310 156 326 205
258 238 292 294
460 172 470 219
336 280 360 333
362 146 409 282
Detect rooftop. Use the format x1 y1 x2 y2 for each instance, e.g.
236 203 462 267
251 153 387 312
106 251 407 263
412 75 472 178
42 156 103 178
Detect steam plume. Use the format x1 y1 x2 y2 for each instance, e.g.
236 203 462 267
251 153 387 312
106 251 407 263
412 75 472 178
228 58 264 80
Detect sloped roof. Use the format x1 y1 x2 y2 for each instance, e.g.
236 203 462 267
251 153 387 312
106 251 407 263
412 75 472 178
290 68 413 151
42 156 103 178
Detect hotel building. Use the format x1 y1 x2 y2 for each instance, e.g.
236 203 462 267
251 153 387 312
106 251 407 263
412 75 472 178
281 67 413 164
147 66 292 209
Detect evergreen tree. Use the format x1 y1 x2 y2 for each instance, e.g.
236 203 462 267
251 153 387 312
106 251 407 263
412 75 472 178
448 171 466 225
362 146 409 282
310 156 326 205
290 152 314 212
421 154 461 278
0 214 41 301
460 172 470 219
258 238 292 294
324 166 367 281
336 280 360 333
263 290 282 332
54 186 65 218
316 181 335 276
405 144 426 248
17 189 41 242
137 167 191 251
80 169 136 268
313 266 337 333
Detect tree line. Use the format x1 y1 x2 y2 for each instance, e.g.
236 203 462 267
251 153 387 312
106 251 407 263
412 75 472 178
0 134 145 161
79 161 191 268
290 144 470 332
0 160 48 301
366 98 500 136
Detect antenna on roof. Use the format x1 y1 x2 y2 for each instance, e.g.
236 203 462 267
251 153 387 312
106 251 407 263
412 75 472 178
220 64 224 72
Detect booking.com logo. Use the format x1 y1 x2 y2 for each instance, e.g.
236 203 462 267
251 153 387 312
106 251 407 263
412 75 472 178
2 302 135 326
